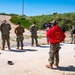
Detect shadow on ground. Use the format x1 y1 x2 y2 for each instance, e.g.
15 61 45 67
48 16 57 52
39 45 49 48
55 65 75 72
6 49 38 53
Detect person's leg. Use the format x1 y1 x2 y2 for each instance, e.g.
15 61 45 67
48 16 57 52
71 36 73 43
54 44 60 67
21 40 23 50
31 36 34 46
7 39 10 50
16 36 20 49
1 35 5 50
54 51 59 67
73 34 75 44
17 41 19 49
35 37 38 46
6 35 11 50
46 44 54 68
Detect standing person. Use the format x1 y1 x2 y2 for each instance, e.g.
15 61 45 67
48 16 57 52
61 25 67 43
46 27 50 44
46 22 52 44
14 22 25 50
0 20 11 50
46 20 66 69
30 22 38 46
61 25 67 33
71 25 75 44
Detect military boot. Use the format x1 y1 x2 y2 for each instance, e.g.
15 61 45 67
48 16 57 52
54 64 59 68
46 64 53 69
8 46 11 50
1 47 5 50
16 47 19 49
21 47 23 50
1 45 5 50
8 46 10 50
31 44 33 46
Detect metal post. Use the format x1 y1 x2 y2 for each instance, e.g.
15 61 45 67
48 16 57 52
22 0 24 16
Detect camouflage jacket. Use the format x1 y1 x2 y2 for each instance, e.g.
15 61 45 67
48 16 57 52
30 24 38 34
0 23 11 34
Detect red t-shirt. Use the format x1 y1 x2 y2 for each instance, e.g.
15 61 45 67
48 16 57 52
46 25 66 44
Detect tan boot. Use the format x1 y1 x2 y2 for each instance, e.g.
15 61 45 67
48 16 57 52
31 44 33 46
1 47 5 50
1 45 5 50
8 47 11 50
54 64 59 68
16 47 19 49
46 64 53 69
21 47 23 50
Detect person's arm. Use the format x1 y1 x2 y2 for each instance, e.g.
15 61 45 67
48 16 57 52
14 28 17 34
0 24 3 31
30 26 32 32
8 23 11 30
23 28 25 33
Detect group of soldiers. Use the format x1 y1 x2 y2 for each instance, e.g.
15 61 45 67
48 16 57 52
1 19 75 69
0 20 38 50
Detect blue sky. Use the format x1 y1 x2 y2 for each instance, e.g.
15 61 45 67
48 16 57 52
0 0 75 16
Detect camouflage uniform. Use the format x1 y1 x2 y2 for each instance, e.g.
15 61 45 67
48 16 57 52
30 23 38 46
71 25 75 44
48 44 60 65
0 22 11 50
46 20 66 68
15 25 25 49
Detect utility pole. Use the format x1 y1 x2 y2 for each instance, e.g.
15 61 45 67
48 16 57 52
22 0 24 16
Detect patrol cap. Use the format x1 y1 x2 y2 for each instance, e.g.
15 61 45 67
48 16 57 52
3 20 7 22
2 20 7 23
51 20 58 25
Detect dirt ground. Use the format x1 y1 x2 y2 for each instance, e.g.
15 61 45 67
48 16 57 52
0 15 75 75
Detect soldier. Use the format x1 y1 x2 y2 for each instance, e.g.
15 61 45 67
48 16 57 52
14 22 25 50
0 20 11 50
46 20 66 69
71 25 75 44
30 22 38 46
46 22 52 44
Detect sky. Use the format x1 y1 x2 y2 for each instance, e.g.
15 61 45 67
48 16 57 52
0 0 75 16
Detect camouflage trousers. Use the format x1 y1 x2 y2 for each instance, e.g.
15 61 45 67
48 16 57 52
72 34 75 44
1 34 10 47
31 34 38 46
16 34 24 47
48 44 60 65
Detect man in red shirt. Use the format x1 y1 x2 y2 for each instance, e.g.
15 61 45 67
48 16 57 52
46 20 66 69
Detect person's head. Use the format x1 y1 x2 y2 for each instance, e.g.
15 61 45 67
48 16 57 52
51 20 58 27
18 22 21 26
2 20 7 23
33 22 36 24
